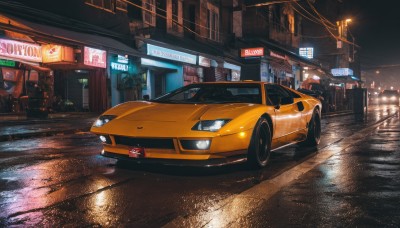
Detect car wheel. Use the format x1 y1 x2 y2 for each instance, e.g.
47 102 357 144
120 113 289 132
247 117 272 169
303 109 321 146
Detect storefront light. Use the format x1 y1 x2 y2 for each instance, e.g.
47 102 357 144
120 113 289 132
312 75 320 80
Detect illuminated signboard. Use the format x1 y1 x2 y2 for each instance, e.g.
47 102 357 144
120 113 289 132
147 44 197 64
0 59 16 67
199 56 211 67
270 51 285 60
117 55 129 64
240 47 264 57
299 47 314 59
42 44 74 63
331 68 353 76
84 46 106 68
111 62 129 71
0 38 42 62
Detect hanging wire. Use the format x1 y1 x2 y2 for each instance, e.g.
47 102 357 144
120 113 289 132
292 0 336 28
305 0 358 47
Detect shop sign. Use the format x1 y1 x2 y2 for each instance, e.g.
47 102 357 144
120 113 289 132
111 62 129 71
223 61 241 71
299 47 313 59
0 38 42 62
331 68 353 76
147 44 197 65
270 51 286 60
117 55 129 64
0 59 16 67
198 56 211 67
84 46 106 68
240 47 264 57
42 44 74 63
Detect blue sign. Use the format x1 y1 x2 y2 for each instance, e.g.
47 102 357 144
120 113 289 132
331 68 353 76
111 62 129 71
147 44 197 65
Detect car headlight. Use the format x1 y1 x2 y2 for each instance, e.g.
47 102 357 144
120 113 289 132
93 115 117 127
192 119 231 132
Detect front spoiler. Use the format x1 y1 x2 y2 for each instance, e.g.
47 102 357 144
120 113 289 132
101 151 247 167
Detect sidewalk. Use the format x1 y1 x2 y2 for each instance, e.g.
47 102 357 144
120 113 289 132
0 112 99 142
0 110 356 142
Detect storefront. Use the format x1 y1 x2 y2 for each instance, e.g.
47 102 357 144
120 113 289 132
240 47 296 87
109 54 143 106
134 38 242 100
44 45 108 113
268 50 295 88
139 43 241 99
1 13 149 113
0 38 52 113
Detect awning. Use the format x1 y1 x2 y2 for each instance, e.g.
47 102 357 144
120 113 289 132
0 14 144 57
137 33 243 70
269 58 292 74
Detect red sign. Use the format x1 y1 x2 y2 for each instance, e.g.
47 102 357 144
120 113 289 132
240 47 264 57
270 51 286 60
84 46 106 68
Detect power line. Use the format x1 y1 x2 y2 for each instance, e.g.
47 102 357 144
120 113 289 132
291 1 336 29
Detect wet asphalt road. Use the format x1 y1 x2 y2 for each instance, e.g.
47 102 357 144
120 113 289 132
0 105 399 227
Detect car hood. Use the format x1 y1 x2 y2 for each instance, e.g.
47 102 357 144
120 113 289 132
119 102 257 121
92 101 261 137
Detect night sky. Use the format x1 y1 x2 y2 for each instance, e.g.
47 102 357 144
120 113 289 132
344 1 400 68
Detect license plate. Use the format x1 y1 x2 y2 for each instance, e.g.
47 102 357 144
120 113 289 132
129 147 145 158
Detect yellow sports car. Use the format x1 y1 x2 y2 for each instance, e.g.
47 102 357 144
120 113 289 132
91 82 321 168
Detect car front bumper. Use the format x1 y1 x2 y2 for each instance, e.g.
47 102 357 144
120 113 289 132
101 150 247 167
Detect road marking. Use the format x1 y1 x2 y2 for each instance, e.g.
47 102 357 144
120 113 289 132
163 112 398 228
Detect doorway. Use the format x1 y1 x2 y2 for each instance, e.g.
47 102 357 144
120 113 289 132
154 71 166 98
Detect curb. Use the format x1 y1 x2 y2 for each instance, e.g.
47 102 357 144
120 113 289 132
0 127 92 142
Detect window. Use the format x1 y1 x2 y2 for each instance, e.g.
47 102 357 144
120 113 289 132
207 3 219 41
265 84 293 106
143 0 156 27
172 0 179 32
85 0 116 12
153 83 262 104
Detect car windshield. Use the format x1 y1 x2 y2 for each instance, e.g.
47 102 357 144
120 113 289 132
152 83 262 104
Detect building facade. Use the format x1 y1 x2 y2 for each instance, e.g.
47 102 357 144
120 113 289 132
0 0 359 114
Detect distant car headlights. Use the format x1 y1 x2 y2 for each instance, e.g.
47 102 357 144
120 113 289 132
192 119 231 132
380 96 398 101
93 115 117 127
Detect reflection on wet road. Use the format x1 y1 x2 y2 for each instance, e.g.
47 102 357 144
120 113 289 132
0 105 398 227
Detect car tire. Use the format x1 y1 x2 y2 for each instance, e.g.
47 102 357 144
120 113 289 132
247 117 272 169
302 109 321 146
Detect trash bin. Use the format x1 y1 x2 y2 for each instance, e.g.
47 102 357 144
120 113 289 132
353 88 367 121
26 95 48 118
25 82 49 118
